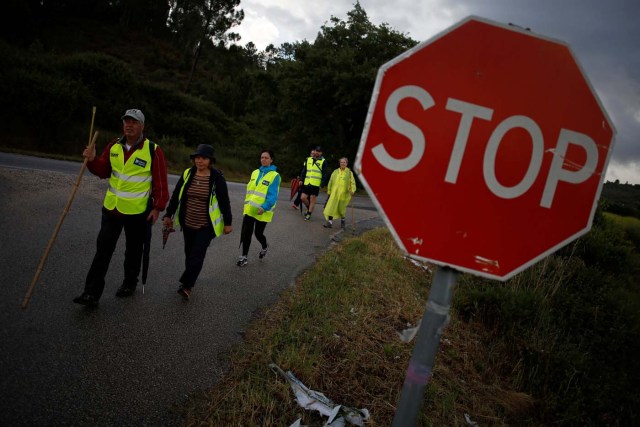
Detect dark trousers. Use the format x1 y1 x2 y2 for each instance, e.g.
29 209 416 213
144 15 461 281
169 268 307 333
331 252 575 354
240 215 267 256
180 225 213 288
85 208 147 298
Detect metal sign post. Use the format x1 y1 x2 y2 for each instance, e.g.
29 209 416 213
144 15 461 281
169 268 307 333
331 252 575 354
392 266 458 426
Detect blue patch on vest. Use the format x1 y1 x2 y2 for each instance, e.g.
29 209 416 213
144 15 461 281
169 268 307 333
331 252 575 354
134 158 148 168
262 179 270 186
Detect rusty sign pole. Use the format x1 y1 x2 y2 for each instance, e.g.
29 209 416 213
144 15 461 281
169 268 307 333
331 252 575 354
392 266 458 426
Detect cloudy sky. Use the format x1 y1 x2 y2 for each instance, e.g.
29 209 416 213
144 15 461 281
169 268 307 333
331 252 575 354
234 0 640 184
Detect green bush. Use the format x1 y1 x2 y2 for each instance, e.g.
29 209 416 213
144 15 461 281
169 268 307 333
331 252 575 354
0 44 146 151
58 52 141 125
165 114 221 147
139 81 238 147
604 213 640 252
0 54 91 149
557 206 634 275
155 135 190 173
454 213 640 425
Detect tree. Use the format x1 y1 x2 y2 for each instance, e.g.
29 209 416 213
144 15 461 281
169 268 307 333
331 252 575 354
260 2 417 176
119 0 171 36
168 0 244 92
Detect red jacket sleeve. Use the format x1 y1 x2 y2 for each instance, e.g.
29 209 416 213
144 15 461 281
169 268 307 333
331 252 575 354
86 139 117 179
150 145 169 212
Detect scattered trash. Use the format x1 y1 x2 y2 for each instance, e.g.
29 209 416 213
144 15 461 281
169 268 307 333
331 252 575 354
464 413 479 426
270 363 370 426
397 319 421 343
405 256 431 272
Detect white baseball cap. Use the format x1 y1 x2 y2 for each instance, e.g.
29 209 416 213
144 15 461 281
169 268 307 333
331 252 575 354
121 109 145 124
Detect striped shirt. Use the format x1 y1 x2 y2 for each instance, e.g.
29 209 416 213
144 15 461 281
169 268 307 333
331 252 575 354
184 175 210 229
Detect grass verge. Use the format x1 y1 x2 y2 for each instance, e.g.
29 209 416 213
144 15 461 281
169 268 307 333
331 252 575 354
179 228 532 426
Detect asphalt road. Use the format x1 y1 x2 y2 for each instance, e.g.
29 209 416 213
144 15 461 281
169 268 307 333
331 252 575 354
0 153 381 426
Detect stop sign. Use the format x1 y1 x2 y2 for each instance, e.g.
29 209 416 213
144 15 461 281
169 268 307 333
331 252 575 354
355 16 616 281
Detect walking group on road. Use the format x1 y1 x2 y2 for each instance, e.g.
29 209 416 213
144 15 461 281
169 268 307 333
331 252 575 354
293 147 357 229
73 108 355 306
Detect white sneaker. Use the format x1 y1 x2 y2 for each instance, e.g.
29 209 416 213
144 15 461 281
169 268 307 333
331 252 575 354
236 255 248 267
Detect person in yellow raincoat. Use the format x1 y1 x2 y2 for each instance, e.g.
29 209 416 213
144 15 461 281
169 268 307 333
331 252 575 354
323 157 356 229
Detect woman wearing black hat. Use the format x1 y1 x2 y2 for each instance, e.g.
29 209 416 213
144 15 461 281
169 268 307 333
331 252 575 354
163 144 233 299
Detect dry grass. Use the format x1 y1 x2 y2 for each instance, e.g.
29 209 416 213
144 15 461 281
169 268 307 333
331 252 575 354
180 228 535 426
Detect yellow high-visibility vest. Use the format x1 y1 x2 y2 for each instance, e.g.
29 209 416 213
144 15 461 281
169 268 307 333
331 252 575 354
173 168 224 237
303 157 324 187
243 169 279 222
103 139 154 214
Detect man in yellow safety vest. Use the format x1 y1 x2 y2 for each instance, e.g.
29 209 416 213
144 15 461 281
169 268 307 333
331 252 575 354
299 146 329 221
73 109 169 306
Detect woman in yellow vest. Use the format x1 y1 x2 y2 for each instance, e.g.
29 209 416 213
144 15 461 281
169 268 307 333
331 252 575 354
237 149 281 267
323 157 356 229
162 144 233 299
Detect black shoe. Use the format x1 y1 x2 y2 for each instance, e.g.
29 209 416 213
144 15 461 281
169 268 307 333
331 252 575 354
177 286 191 300
115 285 135 297
73 293 99 307
259 244 269 259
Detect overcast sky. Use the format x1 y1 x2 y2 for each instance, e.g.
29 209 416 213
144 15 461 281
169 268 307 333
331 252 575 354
235 0 640 185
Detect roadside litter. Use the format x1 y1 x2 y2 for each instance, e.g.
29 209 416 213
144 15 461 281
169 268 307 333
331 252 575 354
269 363 370 426
397 319 421 343
405 256 431 272
465 412 480 426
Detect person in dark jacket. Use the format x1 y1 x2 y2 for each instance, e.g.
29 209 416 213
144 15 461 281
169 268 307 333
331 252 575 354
162 144 233 300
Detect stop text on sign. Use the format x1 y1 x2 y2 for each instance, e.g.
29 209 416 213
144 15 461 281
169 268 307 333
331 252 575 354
371 85 598 209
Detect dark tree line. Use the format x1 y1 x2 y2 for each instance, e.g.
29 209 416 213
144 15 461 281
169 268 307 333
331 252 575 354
0 1 417 177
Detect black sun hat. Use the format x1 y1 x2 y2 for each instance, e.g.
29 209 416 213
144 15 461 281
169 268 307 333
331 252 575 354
190 144 216 161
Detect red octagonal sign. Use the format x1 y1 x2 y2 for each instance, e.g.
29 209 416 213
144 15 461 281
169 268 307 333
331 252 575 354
355 16 616 281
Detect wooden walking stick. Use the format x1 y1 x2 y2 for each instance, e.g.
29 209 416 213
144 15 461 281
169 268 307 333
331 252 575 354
21 107 98 309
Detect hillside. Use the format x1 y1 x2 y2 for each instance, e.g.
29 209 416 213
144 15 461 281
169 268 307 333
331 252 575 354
0 3 419 180
602 181 640 218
